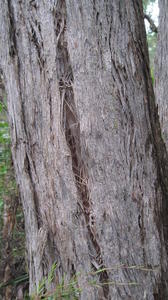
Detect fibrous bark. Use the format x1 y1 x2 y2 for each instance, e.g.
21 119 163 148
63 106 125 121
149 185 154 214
155 0 168 145
0 0 168 299
155 8 168 295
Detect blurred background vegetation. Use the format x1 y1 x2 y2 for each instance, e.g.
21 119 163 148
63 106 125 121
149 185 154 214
0 1 159 299
144 0 158 81
0 79 27 299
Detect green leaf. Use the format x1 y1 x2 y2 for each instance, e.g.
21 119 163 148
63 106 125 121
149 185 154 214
48 261 57 284
0 121 8 128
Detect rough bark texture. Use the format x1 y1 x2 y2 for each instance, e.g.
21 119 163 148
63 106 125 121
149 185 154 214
0 0 168 299
155 7 168 297
155 0 168 145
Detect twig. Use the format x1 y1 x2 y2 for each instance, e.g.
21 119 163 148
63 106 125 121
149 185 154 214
144 13 158 33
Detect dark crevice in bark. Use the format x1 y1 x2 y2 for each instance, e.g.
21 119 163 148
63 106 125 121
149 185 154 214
24 153 41 229
47 81 54 139
7 0 17 57
49 94 53 136
29 23 45 71
63 73 110 297
29 0 38 10
54 1 109 297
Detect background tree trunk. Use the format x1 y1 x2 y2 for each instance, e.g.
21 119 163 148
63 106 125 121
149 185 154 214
0 0 168 299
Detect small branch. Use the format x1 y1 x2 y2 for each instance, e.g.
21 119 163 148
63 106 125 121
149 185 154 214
144 13 158 33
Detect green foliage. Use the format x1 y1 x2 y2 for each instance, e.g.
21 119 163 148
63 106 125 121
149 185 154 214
0 105 10 230
143 0 156 13
26 264 158 300
48 262 58 284
0 256 158 299
36 262 58 296
147 32 157 68
30 262 81 300
143 0 158 83
0 105 13 239
0 273 29 290
0 92 26 298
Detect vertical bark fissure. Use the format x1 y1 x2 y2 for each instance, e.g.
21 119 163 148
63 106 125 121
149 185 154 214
24 153 41 228
29 22 45 71
54 1 109 297
7 0 17 58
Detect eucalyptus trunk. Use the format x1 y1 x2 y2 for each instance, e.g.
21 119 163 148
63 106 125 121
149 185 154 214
0 0 168 299
155 0 168 146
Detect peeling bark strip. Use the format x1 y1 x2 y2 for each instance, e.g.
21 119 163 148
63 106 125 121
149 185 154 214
1 0 168 299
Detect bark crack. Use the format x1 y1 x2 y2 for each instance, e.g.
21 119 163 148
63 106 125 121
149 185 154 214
24 153 41 229
29 22 45 71
54 1 109 297
7 0 17 57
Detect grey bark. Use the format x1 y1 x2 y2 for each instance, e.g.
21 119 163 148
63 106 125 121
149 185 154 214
0 0 168 299
155 1 168 145
154 10 168 296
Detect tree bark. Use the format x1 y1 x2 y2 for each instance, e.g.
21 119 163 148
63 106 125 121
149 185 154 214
0 0 168 299
155 0 168 145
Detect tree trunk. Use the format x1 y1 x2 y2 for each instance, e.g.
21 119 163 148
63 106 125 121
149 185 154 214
0 0 168 299
155 0 168 145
